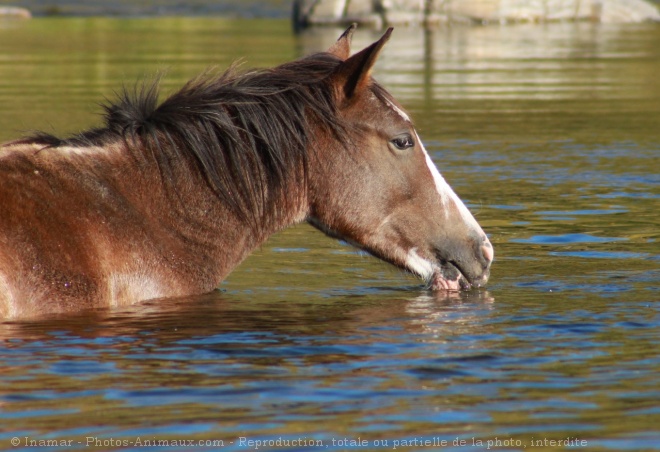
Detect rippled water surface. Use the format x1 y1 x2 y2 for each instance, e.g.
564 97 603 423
1 18 659 451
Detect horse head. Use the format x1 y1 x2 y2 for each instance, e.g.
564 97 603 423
307 25 493 291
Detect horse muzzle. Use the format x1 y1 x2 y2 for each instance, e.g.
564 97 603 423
429 235 493 291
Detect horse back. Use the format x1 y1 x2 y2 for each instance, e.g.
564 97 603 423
0 142 173 316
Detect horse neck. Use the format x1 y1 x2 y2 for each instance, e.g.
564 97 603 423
119 139 310 283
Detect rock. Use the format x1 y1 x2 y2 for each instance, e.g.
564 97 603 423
293 0 660 28
0 6 32 19
380 0 426 25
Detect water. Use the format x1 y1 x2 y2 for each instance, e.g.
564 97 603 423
1 18 659 451
1 0 291 18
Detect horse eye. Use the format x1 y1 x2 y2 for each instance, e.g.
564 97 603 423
391 134 415 150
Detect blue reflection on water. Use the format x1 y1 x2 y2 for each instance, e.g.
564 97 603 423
511 233 627 245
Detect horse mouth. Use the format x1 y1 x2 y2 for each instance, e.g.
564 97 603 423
428 262 472 292
404 249 478 292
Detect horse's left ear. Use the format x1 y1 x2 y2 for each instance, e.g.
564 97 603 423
327 23 357 60
329 27 393 102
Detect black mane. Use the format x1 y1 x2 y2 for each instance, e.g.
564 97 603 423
28 53 349 228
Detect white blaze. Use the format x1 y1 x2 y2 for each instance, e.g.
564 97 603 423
418 135 484 232
386 99 411 123
386 98 479 227
387 99 491 276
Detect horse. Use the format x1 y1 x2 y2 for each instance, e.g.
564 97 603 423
0 25 493 318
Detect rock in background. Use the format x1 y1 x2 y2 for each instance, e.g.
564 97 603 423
0 6 31 18
293 0 660 28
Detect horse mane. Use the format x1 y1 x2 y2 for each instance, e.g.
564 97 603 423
22 53 350 229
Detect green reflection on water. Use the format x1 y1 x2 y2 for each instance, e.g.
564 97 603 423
0 18 296 138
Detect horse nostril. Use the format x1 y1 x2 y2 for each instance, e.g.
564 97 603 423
481 238 494 266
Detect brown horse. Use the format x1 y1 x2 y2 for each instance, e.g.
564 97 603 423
0 26 493 318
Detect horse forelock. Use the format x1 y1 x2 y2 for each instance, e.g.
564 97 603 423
17 52 349 231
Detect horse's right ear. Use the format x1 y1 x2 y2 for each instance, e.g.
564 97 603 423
327 23 357 60
329 27 393 103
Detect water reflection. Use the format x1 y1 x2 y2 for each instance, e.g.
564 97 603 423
0 18 297 140
300 22 659 103
1 289 503 445
0 290 495 342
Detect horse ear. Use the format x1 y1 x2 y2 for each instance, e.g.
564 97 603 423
327 23 357 60
329 27 393 102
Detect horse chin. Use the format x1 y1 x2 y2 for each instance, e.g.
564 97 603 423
405 248 473 292
428 264 471 292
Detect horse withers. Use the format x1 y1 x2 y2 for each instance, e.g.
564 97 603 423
0 25 493 318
